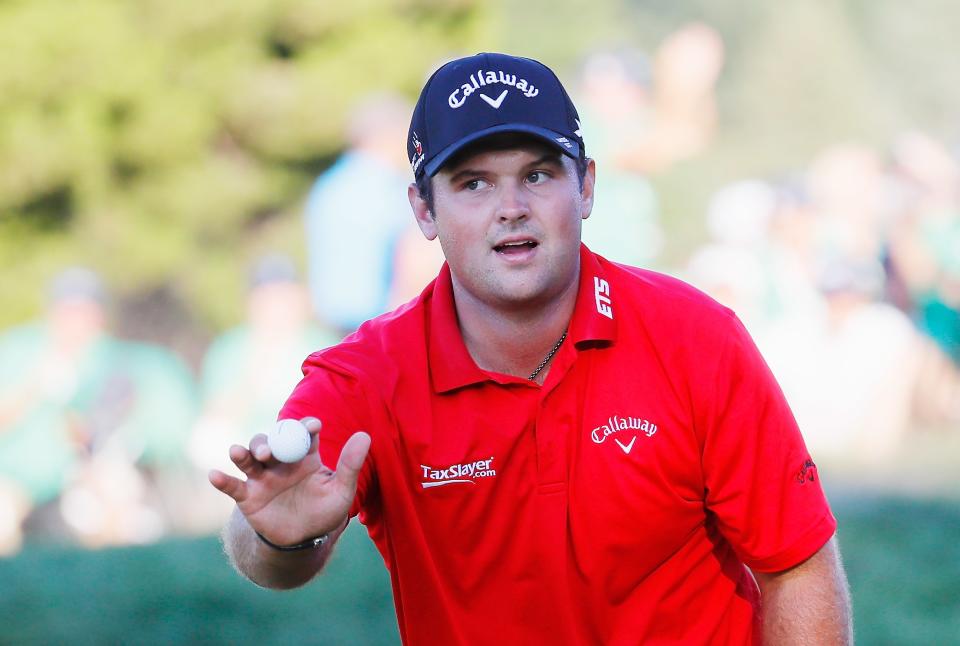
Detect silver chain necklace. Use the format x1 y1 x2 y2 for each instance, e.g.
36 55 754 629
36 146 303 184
528 331 567 381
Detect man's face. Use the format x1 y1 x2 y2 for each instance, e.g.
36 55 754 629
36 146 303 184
409 138 595 310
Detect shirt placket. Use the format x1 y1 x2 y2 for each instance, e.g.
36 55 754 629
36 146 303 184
529 343 587 643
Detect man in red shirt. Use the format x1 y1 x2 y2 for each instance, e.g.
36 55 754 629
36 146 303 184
210 52 852 644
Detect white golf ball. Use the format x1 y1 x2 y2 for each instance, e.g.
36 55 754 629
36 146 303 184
268 419 312 463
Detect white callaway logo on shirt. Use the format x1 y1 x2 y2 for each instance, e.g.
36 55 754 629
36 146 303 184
591 414 658 455
420 457 497 488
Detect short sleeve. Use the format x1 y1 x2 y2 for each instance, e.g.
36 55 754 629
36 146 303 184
697 314 837 573
278 351 376 519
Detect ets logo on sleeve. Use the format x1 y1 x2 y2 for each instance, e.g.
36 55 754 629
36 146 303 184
594 277 613 319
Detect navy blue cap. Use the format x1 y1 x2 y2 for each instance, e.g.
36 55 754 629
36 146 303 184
408 52 584 180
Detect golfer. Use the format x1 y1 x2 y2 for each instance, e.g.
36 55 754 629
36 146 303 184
210 52 852 645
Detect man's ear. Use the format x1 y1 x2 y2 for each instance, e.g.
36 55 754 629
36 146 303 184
409 183 438 240
580 158 596 221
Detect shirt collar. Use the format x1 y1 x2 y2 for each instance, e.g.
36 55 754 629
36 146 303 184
568 243 618 347
427 244 618 394
428 264 490 393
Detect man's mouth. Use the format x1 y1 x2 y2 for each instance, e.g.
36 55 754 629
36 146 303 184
493 240 539 254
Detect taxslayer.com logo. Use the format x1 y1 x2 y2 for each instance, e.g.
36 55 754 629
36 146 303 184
420 456 497 488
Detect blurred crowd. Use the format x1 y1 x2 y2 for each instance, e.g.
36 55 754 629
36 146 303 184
2 25 958 556
685 137 960 469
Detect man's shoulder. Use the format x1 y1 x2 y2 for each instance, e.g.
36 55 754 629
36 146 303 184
593 257 759 391
305 284 432 377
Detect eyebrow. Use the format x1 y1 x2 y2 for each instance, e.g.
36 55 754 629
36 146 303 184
445 153 563 184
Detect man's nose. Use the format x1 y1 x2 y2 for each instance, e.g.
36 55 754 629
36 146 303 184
495 181 529 222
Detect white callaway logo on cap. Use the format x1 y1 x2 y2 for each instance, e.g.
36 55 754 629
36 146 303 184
448 68 540 109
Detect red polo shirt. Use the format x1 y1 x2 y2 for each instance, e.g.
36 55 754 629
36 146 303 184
281 245 837 645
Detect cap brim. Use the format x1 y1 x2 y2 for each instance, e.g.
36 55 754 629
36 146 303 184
423 124 581 177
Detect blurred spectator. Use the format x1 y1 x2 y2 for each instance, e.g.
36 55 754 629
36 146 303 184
760 256 922 465
807 144 889 265
576 48 662 266
887 132 960 365
386 223 446 309
762 179 829 326
916 224 960 364
576 24 724 267
186 255 339 530
0 268 196 552
647 22 726 169
687 161 960 470
685 179 779 332
685 178 828 336
304 93 416 334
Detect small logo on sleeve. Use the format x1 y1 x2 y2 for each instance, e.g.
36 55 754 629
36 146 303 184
420 456 497 488
796 459 818 484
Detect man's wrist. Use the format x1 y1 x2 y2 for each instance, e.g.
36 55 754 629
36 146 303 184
255 531 329 551
253 517 349 552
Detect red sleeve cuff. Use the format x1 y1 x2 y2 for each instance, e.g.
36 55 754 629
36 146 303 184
744 511 838 573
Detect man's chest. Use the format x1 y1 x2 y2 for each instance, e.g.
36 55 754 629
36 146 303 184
374 351 709 582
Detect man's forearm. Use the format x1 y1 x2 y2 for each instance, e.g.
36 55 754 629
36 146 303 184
755 536 853 645
222 506 342 590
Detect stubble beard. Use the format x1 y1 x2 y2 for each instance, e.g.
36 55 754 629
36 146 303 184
476 242 580 314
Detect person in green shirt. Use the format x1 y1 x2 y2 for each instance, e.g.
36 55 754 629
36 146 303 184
185 256 340 532
0 268 197 551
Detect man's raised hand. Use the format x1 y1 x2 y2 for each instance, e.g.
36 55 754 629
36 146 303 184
208 417 371 546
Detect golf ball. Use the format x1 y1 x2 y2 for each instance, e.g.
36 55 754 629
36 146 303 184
268 419 312 463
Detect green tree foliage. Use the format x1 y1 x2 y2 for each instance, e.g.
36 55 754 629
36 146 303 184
0 0 491 332
4 0 960 335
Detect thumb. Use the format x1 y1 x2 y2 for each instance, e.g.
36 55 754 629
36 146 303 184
334 431 371 495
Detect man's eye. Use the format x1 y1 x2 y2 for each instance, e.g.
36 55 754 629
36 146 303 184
527 171 547 184
465 179 486 191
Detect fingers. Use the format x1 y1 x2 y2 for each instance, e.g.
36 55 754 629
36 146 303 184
301 417 322 435
248 420 321 464
333 431 371 495
208 469 247 503
339 431 371 472
230 443 264 476
302 417 322 463
248 433 272 463
232 420 323 472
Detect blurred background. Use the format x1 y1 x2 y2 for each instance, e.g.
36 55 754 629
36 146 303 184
2 0 959 643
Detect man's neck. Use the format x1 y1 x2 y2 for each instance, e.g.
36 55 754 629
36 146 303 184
450 273 579 381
